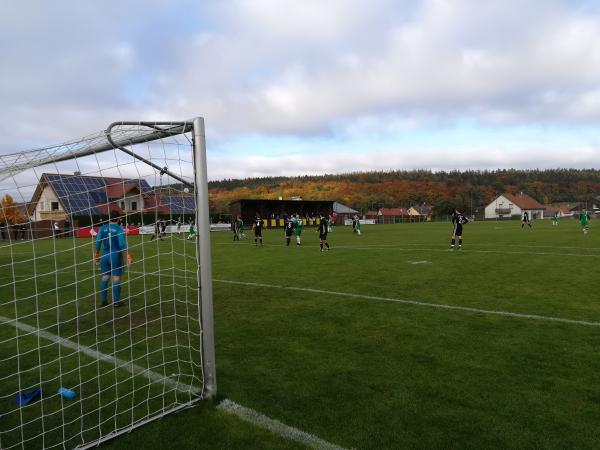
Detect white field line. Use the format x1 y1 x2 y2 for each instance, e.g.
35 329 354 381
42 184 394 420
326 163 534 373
217 399 349 450
127 269 600 327
214 279 600 328
332 245 600 258
0 314 347 450
0 314 202 395
403 242 600 251
215 241 600 257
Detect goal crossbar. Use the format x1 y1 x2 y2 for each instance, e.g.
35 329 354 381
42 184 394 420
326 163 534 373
0 121 194 182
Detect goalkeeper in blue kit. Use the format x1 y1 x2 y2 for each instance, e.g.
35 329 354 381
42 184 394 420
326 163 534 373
95 215 132 307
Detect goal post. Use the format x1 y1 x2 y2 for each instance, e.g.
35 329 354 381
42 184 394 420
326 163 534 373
0 117 215 449
191 117 216 399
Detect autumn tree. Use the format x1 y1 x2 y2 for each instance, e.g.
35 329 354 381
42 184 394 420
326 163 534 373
0 194 24 224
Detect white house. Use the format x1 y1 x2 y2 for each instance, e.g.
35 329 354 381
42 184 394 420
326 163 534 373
484 192 545 220
33 182 67 221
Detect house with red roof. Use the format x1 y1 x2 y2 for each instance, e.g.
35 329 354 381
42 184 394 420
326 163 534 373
543 203 578 218
407 204 433 221
484 192 545 219
28 173 194 222
366 207 409 224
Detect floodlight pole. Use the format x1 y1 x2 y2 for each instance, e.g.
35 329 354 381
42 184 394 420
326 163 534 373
192 117 217 399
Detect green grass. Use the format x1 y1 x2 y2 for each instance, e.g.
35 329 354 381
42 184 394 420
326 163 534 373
2 219 600 449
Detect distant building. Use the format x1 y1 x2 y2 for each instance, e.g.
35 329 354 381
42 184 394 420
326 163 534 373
28 173 195 222
592 196 600 213
366 207 409 224
543 203 578 218
484 192 545 219
407 204 433 221
333 202 358 224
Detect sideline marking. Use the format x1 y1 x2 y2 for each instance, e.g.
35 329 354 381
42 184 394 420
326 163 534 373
214 279 600 328
0 315 347 450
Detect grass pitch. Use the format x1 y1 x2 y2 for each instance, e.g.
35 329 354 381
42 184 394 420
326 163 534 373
2 219 600 449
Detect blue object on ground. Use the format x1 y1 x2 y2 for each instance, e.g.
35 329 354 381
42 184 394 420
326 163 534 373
57 387 77 400
15 387 42 406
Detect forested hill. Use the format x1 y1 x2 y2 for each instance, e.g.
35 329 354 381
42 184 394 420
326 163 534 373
208 169 600 216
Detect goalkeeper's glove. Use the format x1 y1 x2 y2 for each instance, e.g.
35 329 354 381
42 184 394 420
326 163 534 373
127 253 133 265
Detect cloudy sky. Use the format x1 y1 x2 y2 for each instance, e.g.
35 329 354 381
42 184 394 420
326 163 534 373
2 0 600 180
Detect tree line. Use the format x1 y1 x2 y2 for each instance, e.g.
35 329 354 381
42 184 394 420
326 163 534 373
208 169 600 217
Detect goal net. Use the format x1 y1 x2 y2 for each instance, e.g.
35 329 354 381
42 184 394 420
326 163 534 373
0 119 215 449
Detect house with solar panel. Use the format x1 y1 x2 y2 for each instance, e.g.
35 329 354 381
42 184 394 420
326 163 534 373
29 173 196 224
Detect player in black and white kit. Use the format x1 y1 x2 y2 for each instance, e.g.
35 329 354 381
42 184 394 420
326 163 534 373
253 214 263 246
521 211 532 228
450 209 469 251
284 215 294 246
318 214 330 252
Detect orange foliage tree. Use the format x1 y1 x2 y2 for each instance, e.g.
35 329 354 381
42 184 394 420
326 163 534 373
0 194 24 224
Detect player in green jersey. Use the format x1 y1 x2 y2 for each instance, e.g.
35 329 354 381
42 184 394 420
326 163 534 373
354 215 362 236
239 217 246 239
551 212 558 226
580 210 590 235
294 214 304 245
186 221 197 240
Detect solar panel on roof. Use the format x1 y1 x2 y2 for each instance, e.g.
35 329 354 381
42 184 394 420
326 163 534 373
159 195 196 214
42 174 190 216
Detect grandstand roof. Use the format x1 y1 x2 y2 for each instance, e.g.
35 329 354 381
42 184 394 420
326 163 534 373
333 202 358 214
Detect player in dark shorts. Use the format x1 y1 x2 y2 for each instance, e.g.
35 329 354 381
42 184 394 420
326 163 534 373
318 214 330 252
284 215 295 246
521 211 532 228
450 209 469 251
150 220 163 241
232 217 240 241
253 214 263 246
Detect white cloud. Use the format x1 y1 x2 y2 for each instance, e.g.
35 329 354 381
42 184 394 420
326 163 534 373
207 143 600 180
2 0 600 177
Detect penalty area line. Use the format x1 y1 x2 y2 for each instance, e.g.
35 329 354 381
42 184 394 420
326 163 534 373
0 314 348 450
214 279 600 328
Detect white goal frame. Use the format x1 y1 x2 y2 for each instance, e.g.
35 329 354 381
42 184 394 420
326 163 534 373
0 116 216 449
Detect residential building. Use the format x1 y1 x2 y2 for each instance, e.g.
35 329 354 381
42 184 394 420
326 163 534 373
484 192 545 219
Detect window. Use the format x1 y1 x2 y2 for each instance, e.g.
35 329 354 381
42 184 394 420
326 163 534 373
131 201 137 211
51 202 59 211
120 201 125 210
